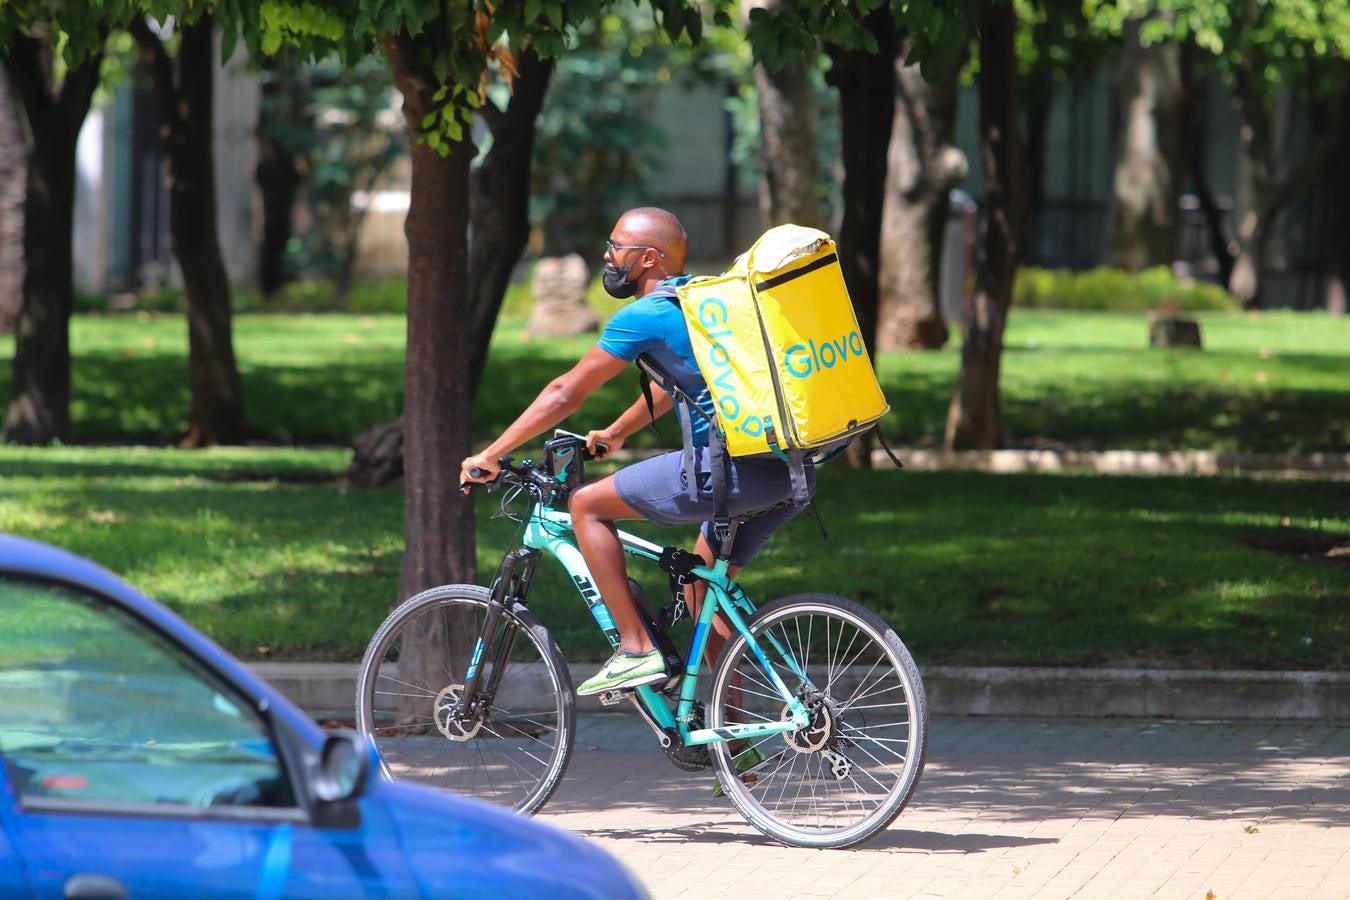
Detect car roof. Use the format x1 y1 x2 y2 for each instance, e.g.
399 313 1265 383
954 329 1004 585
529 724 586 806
0 533 323 742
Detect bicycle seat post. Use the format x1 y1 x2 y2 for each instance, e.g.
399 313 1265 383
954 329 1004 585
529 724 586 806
712 518 741 573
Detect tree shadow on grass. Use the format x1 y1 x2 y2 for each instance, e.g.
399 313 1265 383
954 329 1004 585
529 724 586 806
0 455 344 483
7 456 1349 668
4 335 1346 451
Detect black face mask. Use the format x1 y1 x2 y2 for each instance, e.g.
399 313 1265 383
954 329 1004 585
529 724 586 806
602 261 639 299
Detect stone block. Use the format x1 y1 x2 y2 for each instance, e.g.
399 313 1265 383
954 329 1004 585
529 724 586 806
1149 316 1203 348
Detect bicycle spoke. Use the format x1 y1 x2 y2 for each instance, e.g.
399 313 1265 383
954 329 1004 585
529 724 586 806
844 733 909 763
826 626 862 694
843 700 911 712
842 680 908 708
375 675 440 698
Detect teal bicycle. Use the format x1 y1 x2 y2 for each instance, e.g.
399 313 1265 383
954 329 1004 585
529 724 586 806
355 431 927 848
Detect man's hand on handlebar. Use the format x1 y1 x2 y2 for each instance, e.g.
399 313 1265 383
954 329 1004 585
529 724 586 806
584 427 621 460
459 453 501 489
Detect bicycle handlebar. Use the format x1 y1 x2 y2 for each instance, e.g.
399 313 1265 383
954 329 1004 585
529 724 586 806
460 432 606 497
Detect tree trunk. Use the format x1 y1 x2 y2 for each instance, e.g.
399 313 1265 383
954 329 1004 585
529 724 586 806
1227 64 1341 310
384 31 478 684
945 0 1028 451
467 49 554 393
256 51 305 298
826 12 898 467
1179 45 1235 288
1020 40 1057 266
1103 21 1183 272
1 36 104 445
877 38 965 351
0 69 24 333
346 50 553 488
746 0 825 228
132 16 245 446
721 80 742 256
1323 87 1350 315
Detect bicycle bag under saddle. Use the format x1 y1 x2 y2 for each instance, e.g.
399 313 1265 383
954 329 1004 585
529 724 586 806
673 224 890 500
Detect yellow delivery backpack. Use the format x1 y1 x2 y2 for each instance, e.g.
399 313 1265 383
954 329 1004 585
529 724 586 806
635 224 891 518
678 224 889 460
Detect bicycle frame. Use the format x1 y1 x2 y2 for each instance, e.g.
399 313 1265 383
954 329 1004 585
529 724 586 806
517 502 813 747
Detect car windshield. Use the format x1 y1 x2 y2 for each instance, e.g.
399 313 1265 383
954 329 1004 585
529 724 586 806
0 575 293 810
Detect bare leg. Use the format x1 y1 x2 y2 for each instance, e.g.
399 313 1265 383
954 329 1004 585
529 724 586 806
569 476 655 655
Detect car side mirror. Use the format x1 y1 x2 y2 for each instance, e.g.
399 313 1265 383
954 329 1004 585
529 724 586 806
313 729 373 804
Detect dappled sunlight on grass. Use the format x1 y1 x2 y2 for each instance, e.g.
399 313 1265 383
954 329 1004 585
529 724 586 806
2 453 1345 668
2 309 1346 449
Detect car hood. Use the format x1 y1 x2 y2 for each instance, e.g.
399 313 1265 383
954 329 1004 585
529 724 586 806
375 779 646 900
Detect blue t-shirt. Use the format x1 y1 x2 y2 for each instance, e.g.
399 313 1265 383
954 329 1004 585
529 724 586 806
596 276 716 446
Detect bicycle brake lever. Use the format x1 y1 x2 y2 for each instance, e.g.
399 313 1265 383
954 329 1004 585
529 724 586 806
461 464 503 495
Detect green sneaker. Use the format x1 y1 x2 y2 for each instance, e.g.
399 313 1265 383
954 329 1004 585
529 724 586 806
576 648 667 695
713 744 767 797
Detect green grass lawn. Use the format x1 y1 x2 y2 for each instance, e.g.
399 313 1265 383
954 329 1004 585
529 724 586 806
2 446 1346 670
0 307 1345 451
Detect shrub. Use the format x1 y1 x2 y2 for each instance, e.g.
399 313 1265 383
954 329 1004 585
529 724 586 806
1015 267 1236 312
73 288 108 314
347 278 407 314
131 285 185 313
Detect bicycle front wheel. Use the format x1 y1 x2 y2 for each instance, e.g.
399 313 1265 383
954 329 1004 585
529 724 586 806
356 584 575 814
708 594 928 848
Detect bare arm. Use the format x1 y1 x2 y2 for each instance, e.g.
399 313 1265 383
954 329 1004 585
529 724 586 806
462 346 629 480
585 390 673 457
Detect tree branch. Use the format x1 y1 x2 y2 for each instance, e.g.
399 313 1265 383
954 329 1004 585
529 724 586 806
56 43 106 133
382 30 437 121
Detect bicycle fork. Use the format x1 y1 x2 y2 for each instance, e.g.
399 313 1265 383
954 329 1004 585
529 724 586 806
455 548 541 723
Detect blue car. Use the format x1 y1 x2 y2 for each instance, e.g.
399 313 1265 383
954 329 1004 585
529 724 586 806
0 535 645 899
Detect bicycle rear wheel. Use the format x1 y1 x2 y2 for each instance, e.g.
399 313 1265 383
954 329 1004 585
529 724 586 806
708 593 927 848
356 584 574 814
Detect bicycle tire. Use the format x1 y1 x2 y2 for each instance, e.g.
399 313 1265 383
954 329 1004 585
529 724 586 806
355 584 575 815
707 593 928 848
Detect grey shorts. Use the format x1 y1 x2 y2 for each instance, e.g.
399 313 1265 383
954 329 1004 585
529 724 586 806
612 448 816 567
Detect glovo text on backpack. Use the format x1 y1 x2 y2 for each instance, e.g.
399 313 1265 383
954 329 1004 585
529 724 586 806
677 225 889 462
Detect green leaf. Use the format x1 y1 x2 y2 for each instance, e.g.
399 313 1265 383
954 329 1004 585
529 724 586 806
545 0 563 29
422 112 437 129
220 25 239 65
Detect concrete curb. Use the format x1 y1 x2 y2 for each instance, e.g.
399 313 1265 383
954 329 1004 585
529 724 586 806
249 662 1350 722
598 447 1350 480
882 448 1350 479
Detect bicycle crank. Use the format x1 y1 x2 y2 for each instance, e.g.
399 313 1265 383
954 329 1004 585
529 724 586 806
434 683 483 742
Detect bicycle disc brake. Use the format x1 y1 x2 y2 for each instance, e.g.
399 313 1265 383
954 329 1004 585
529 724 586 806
434 683 483 742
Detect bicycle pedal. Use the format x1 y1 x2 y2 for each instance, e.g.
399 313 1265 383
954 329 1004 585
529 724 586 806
597 688 634 707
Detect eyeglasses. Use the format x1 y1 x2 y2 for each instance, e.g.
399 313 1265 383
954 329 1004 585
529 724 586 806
605 239 665 259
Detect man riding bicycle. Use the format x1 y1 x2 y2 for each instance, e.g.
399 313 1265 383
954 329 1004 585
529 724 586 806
460 207 815 696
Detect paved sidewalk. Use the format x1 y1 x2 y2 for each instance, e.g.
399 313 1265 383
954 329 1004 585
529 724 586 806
537 716 1350 900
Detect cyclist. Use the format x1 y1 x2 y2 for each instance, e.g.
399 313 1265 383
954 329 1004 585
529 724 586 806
460 207 815 696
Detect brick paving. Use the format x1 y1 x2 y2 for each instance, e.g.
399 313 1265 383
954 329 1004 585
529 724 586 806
536 716 1350 900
